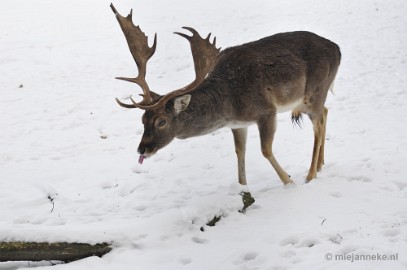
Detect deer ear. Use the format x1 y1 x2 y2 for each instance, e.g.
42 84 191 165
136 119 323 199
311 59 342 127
173 94 191 114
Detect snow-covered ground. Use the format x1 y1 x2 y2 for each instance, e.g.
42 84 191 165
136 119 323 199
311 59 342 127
1 0 406 269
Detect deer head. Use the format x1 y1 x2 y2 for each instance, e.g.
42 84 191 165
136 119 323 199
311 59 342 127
110 4 220 163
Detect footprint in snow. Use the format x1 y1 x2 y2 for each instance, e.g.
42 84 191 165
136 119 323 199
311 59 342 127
280 236 300 246
381 228 400 242
329 191 342 198
243 251 258 261
191 237 208 244
178 257 192 265
297 238 319 248
233 251 259 266
280 235 320 248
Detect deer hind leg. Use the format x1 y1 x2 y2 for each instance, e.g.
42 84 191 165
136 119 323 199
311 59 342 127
317 107 328 171
257 116 294 185
306 107 327 182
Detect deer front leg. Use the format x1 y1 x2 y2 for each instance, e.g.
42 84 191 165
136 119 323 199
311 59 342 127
232 128 248 185
257 116 294 185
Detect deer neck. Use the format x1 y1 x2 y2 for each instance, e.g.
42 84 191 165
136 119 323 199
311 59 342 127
174 85 230 139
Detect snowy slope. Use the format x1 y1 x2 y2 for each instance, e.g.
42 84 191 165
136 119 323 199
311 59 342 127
1 0 406 269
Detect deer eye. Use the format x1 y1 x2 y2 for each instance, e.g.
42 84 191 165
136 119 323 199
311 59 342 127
156 118 167 128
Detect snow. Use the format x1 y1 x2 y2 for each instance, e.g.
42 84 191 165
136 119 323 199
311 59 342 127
1 0 406 269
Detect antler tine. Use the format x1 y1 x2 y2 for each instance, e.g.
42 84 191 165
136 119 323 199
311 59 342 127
111 3 157 108
176 27 220 81
115 97 138 108
130 27 220 111
173 31 192 41
110 3 119 14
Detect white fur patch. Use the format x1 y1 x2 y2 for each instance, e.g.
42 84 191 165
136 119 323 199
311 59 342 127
329 80 336 94
276 98 303 113
226 121 255 129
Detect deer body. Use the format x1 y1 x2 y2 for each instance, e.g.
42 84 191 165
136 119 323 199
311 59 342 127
174 31 339 133
111 5 341 186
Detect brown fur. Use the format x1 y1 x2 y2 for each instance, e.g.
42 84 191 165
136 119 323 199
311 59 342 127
133 31 341 185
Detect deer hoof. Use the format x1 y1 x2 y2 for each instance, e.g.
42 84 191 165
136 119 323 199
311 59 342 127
284 181 296 189
306 174 316 183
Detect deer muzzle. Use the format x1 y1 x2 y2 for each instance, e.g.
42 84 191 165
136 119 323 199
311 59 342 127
137 143 158 164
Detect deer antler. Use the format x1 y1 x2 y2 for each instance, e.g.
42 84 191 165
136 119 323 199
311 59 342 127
111 4 220 111
132 27 221 111
175 27 220 83
111 4 157 108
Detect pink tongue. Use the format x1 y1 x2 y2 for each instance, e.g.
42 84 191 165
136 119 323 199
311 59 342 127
138 155 145 164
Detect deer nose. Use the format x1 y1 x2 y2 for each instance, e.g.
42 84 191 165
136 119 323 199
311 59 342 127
138 145 146 155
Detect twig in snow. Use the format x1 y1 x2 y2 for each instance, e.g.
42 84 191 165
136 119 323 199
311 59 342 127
47 195 55 213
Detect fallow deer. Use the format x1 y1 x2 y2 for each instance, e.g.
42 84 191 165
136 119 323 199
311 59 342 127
110 4 341 186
